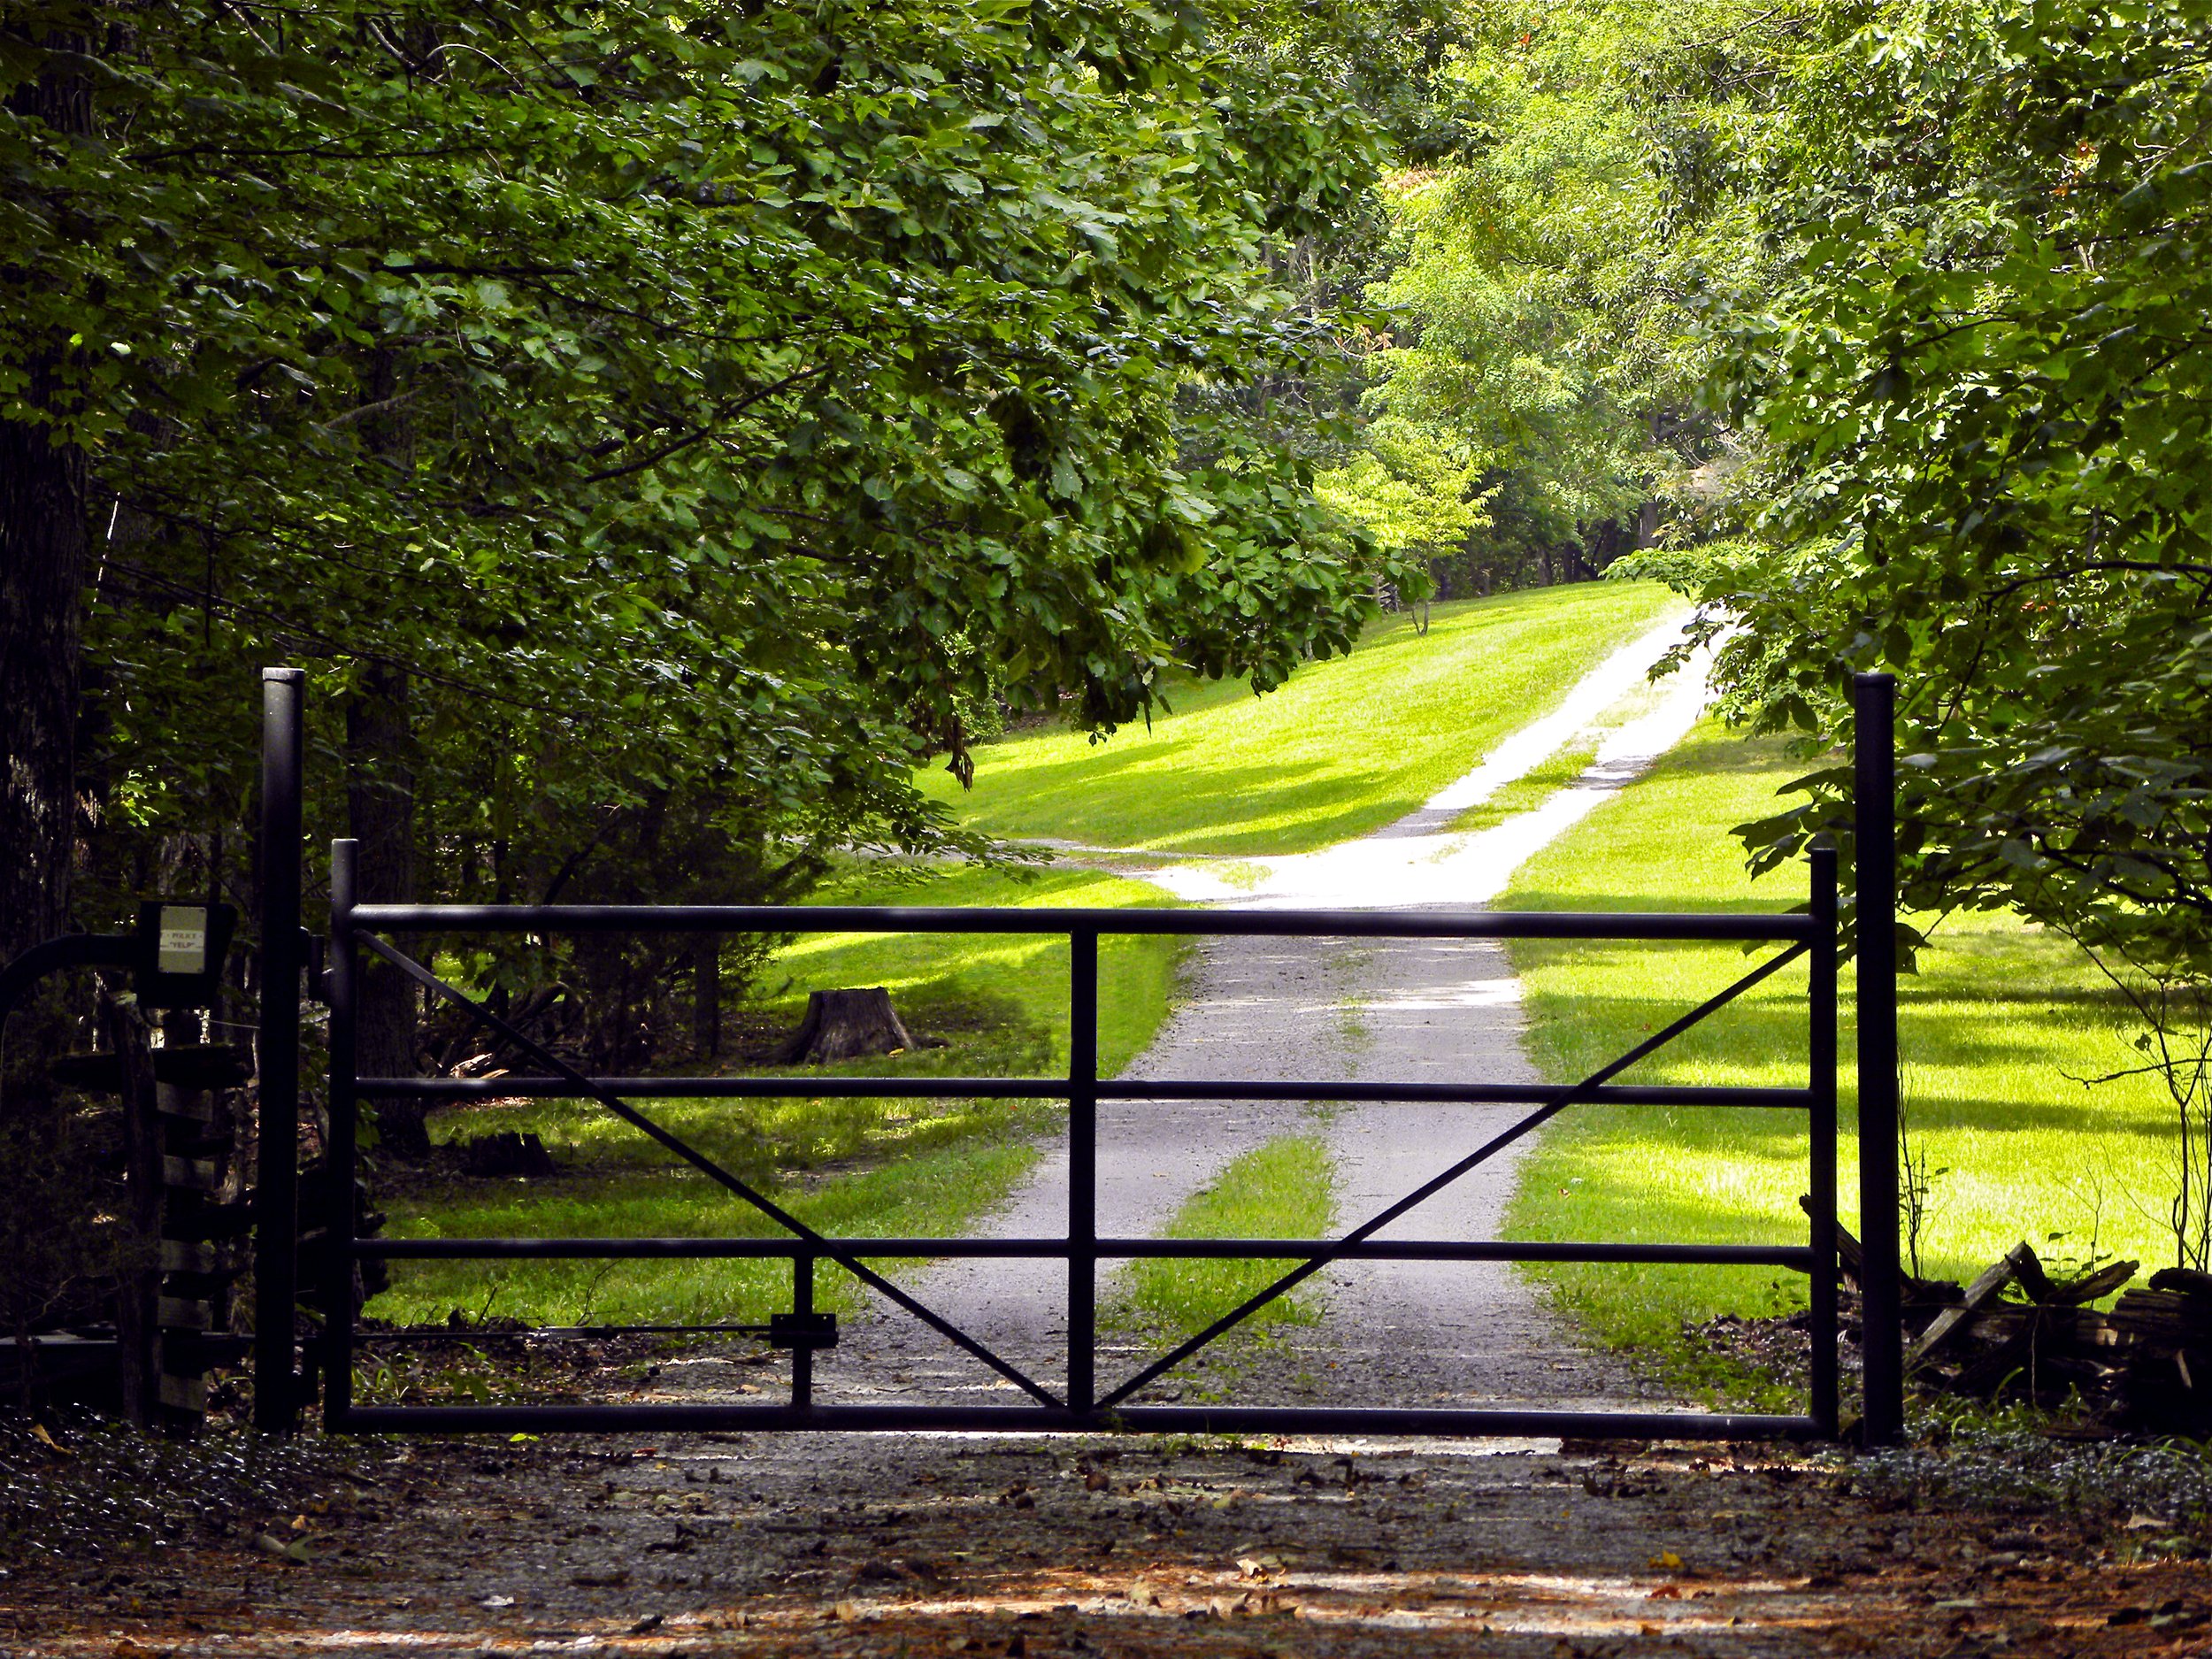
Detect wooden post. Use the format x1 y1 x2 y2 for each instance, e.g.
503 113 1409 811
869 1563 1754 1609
99 990 161 1427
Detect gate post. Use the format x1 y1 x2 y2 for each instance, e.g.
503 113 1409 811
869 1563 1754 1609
324 839 359 1431
1808 847 1839 1440
1855 672 1904 1445
254 667 306 1433
1067 930 1099 1416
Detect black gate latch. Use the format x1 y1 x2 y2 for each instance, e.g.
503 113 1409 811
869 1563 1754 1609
767 1311 838 1350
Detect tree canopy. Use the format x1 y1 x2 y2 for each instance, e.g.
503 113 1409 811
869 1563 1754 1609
1683 0 2212 977
1 0 1411 956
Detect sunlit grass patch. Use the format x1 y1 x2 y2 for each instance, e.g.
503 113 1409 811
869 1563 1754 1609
1448 741 1600 835
918 583 1685 856
366 862 1185 1332
370 1128 1048 1328
769 861 1184 1078
1110 1135 1336 1337
1498 719 2180 1399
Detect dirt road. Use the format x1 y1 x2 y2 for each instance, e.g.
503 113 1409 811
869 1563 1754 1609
9 1417 2209 1657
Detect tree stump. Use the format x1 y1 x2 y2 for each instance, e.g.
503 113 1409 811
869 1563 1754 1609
457 1131 558 1179
772 988 917 1064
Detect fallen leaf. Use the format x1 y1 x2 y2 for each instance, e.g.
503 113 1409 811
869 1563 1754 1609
32 1425 69 1455
829 1600 862 1622
1649 1550 1684 1571
1649 1584 1682 1601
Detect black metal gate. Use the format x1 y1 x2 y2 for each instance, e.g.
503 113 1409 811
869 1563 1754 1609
255 673 1905 1444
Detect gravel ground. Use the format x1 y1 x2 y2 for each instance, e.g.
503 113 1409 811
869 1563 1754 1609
10 1419 2212 1657
1299 933 1631 1411
817 931 1370 1410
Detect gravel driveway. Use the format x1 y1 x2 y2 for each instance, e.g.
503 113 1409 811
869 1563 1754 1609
815 618 1710 1419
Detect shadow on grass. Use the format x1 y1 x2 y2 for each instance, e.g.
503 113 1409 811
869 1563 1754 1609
1502 886 1801 917
964 749 1391 851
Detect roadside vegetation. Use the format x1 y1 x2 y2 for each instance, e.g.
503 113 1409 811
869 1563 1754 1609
918 583 1682 855
1499 722 2180 1399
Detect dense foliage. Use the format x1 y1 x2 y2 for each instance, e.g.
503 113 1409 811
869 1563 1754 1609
10 0 2207 1174
0 1 1410 1104
1686 0 2212 984
1317 0 1801 595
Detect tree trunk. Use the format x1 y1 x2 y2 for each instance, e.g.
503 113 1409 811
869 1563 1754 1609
693 937 722 1059
0 42 95 1405
0 42 92 964
772 988 916 1064
346 661 426 1156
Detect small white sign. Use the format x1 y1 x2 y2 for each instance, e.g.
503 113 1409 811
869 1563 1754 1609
157 906 209 974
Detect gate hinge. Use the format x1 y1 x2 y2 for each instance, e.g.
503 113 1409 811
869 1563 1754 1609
767 1311 838 1350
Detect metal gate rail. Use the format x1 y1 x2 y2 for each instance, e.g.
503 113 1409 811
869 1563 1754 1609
315 852 1847 1441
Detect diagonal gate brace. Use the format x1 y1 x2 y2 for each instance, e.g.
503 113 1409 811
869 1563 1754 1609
1098 939 1813 1409
353 932 1061 1408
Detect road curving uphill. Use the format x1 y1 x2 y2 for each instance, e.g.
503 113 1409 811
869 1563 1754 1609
819 603 1717 1418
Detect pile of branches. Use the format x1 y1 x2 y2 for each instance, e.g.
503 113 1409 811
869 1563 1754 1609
1816 1200 2212 1432
1897 1239 2212 1432
415 984 590 1079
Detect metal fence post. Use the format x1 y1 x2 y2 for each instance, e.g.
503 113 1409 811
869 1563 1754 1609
254 668 305 1433
791 1251 815 1409
1068 930 1099 1415
1855 672 1905 1445
1808 846 1839 1439
325 838 358 1431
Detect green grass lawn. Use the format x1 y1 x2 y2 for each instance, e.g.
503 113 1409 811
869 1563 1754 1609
1498 721 2182 1400
918 582 1684 856
367 863 1184 1331
1110 1134 1336 1336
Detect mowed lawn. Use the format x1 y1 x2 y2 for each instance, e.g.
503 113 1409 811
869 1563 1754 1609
1498 721 2179 1387
368 863 1183 1333
918 581 1685 856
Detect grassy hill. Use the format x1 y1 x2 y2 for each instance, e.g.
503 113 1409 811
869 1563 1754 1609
918 581 1684 855
1499 720 2179 1402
